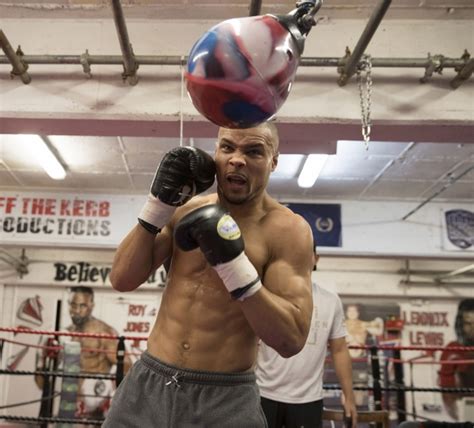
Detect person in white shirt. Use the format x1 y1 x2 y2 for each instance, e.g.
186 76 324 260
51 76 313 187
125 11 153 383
256 247 357 428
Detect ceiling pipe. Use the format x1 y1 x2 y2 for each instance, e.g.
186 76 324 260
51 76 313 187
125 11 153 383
0 30 31 84
248 0 262 16
0 53 468 69
434 263 474 282
400 280 473 287
397 268 474 278
0 29 470 87
111 0 139 85
337 0 392 86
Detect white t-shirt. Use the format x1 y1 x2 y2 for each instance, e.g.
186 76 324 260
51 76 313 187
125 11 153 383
255 283 346 404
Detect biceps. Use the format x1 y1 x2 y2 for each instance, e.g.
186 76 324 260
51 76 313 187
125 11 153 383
263 259 312 310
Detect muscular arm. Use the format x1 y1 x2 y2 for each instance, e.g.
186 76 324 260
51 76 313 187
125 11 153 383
441 393 458 420
110 224 173 292
438 349 459 419
330 336 358 428
101 328 133 374
110 145 215 292
103 338 119 366
239 216 313 358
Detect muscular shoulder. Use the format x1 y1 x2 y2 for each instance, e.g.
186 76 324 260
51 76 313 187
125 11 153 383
262 203 313 262
441 341 463 356
263 203 312 243
89 318 118 335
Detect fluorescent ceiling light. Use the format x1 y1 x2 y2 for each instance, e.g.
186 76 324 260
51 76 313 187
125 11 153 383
336 140 411 156
25 134 66 180
272 154 305 179
297 154 329 188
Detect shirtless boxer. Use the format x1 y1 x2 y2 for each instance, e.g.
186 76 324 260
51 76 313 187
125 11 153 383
36 286 132 419
103 122 314 427
438 299 474 420
345 304 383 358
66 286 132 419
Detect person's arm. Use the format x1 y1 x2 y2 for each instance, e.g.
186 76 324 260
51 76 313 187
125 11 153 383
438 348 459 419
330 337 358 428
110 146 215 292
441 393 458 420
238 218 313 357
34 372 44 389
34 346 45 389
99 325 133 374
174 206 314 357
110 224 172 292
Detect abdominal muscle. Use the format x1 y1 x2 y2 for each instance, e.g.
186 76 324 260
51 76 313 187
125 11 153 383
146 249 258 373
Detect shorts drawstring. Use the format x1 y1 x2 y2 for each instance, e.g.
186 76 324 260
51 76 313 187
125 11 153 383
166 371 181 388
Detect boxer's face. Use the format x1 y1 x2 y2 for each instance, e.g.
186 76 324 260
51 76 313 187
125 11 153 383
215 125 278 205
69 292 94 327
462 311 474 344
346 305 360 320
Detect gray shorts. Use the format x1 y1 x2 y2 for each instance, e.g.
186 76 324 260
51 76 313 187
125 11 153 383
102 351 267 428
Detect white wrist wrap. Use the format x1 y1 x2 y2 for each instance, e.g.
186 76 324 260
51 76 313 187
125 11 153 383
213 252 262 301
138 194 176 229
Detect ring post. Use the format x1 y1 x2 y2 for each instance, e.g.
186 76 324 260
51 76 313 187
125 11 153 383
116 336 126 387
393 348 406 424
370 346 383 427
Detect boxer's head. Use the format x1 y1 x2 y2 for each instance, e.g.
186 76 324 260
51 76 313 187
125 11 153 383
68 286 94 327
346 304 361 321
215 122 279 205
455 299 474 345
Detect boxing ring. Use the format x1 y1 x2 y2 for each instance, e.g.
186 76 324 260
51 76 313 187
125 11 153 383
0 327 472 427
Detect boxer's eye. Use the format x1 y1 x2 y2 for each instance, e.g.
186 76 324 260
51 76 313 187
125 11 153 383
70 303 88 310
247 149 263 157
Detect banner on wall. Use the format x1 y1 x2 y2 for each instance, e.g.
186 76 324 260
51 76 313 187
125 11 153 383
0 191 143 248
285 203 342 247
441 209 474 251
12 259 167 289
325 298 473 422
1 287 64 419
1 285 164 420
324 300 400 410
400 300 474 422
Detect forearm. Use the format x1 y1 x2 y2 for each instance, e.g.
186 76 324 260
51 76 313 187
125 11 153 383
34 374 44 389
332 346 356 403
111 146 215 292
240 286 311 358
110 225 157 292
442 393 458 419
106 344 133 373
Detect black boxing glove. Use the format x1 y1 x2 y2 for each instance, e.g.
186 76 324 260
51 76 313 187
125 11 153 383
174 204 262 301
138 147 215 234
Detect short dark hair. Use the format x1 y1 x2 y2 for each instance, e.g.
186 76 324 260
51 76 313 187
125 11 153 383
70 286 94 300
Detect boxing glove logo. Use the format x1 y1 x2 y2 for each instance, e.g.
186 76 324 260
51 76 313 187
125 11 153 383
216 215 241 241
175 182 197 206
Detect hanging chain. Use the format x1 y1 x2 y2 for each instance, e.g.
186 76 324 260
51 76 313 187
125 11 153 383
179 57 185 147
356 54 373 150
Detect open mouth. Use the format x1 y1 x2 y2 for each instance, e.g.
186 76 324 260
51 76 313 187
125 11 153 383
226 173 247 187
